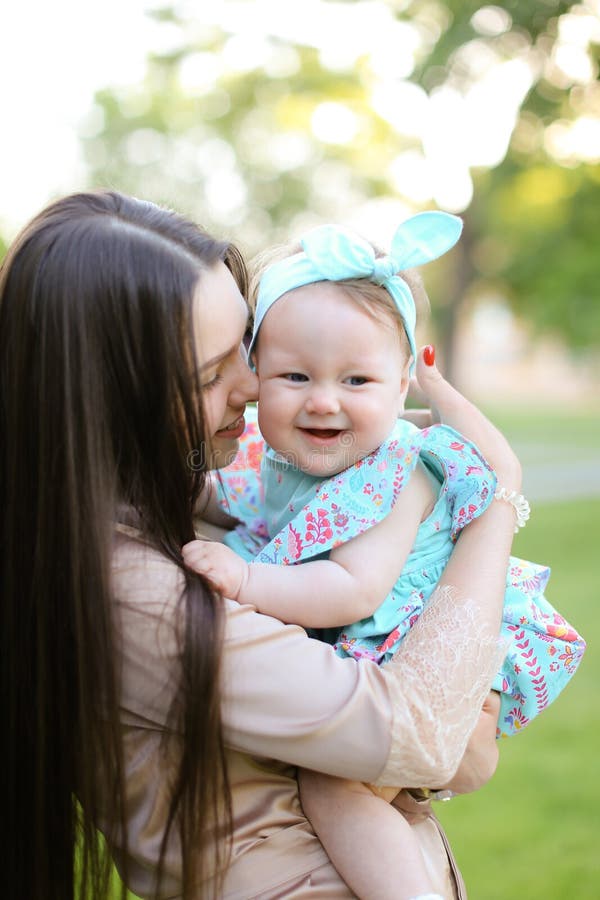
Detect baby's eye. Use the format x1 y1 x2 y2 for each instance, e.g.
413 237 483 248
345 375 369 386
283 373 309 382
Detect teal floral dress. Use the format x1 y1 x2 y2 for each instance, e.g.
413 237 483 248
217 408 585 739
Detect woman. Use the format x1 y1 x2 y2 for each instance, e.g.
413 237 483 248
1 190 521 900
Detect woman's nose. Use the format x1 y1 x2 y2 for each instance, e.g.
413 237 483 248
232 351 259 403
305 386 341 416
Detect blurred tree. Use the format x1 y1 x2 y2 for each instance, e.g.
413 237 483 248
82 0 600 381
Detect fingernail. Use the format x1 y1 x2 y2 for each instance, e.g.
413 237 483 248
423 345 435 367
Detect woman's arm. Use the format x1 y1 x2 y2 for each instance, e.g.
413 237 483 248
374 349 520 786
183 463 433 627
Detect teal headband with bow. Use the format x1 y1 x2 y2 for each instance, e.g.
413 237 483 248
250 211 463 370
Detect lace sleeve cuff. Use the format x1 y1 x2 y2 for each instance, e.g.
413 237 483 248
375 585 508 787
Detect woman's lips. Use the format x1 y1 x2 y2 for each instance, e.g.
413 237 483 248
215 414 246 439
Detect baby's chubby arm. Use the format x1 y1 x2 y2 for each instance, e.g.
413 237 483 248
183 463 435 627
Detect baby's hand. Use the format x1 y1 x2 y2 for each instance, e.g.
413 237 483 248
182 539 248 600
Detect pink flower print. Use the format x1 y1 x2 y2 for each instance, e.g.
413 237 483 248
503 706 529 732
446 461 458 479
546 616 581 643
518 574 543 592
377 460 388 472
549 662 559 672
363 483 374 495
337 633 356 653
304 509 334 545
514 663 522 674
287 524 303 560
273 538 282 550
226 475 248 496
245 440 263 474
466 464 483 476
548 646 557 656
375 627 401 656
333 512 349 528
449 441 465 451
372 493 383 506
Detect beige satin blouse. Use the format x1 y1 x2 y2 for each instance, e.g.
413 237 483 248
105 525 501 898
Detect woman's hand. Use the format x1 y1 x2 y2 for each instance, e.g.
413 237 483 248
413 346 522 490
435 691 501 795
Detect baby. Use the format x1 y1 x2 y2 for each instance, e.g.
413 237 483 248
184 213 585 900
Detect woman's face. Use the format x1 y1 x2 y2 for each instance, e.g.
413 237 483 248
193 262 258 469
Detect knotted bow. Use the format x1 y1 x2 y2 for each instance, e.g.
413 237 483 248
251 211 463 369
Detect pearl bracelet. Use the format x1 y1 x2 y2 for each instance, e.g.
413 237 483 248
494 487 531 532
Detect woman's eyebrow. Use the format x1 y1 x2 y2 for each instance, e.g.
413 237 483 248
199 345 237 371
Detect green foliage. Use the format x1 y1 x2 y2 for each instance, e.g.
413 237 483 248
475 163 600 348
79 0 600 369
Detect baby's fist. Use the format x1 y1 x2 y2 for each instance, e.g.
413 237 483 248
182 539 248 600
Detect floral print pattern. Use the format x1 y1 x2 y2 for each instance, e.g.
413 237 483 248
218 407 586 738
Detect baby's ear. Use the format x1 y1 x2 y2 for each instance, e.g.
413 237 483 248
400 357 412 397
397 358 412 415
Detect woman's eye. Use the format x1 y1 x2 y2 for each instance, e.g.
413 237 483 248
203 373 224 391
346 376 368 386
283 373 308 382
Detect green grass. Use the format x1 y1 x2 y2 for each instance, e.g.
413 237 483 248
437 498 600 898
483 404 600 459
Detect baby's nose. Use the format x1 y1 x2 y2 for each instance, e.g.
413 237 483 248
306 386 341 415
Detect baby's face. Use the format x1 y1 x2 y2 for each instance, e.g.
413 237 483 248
254 282 411 477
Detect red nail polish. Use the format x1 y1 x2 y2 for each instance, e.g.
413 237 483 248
423 345 435 366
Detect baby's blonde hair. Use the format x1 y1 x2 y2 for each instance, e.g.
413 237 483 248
249 239 429 360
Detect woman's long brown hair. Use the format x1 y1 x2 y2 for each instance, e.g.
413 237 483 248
0 191 246 899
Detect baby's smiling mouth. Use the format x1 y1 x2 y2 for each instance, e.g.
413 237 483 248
304 428 341 438
299 426 345 441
